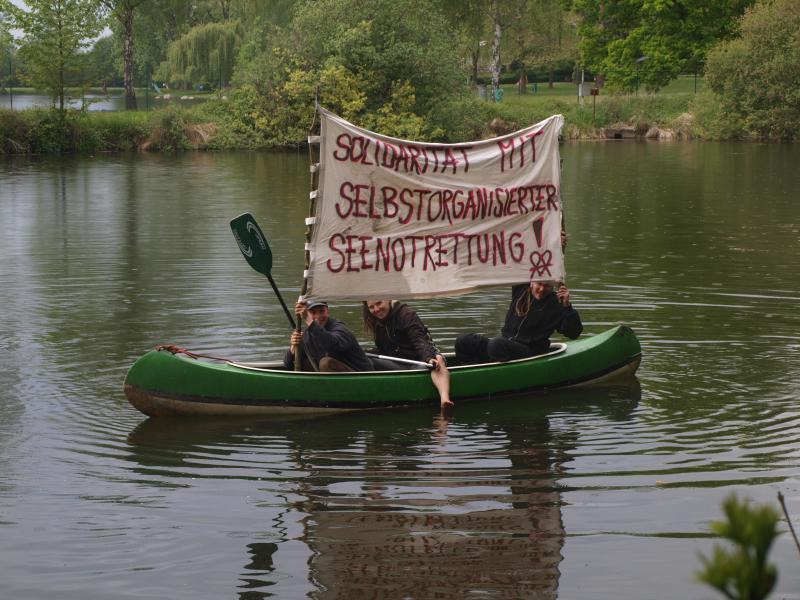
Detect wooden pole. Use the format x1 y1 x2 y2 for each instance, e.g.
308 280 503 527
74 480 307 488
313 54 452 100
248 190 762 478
296 99 320 371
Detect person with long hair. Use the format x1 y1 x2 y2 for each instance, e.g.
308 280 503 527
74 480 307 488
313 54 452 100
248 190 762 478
455 281 582 364
363 300 453 409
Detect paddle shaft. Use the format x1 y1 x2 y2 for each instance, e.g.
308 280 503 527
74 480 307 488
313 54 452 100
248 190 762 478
266 274 296 330
366 353 433 370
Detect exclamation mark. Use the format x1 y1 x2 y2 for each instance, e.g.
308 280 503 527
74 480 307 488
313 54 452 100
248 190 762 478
532 217 544 247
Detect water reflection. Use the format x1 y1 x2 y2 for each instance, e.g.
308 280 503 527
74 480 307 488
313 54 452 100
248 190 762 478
0 93 209 111
126 383 639 598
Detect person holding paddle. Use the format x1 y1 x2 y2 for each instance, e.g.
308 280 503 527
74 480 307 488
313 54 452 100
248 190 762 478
284 299 374 372
363 300 453 409
455 280 582 364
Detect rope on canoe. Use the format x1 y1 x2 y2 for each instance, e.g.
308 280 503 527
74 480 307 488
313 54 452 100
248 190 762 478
154 344 232 363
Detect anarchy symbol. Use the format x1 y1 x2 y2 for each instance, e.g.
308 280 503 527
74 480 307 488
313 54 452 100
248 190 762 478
528 250 553 277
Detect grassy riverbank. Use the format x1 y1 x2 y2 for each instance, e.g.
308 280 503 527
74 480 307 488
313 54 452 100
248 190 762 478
0 76 721 154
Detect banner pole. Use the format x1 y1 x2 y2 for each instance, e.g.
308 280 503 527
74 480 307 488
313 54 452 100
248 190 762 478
559 157 567 288
295 97 321 371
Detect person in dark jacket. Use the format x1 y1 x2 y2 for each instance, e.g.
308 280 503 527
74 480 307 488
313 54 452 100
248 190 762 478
363 300 453 409
284 299 374 372
455 281 582 363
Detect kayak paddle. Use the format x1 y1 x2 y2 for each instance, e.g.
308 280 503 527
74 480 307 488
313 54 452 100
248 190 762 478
230 213 296 330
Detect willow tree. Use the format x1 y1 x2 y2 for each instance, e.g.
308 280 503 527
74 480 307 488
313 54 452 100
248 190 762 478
10 0 101 112
158 20 241 89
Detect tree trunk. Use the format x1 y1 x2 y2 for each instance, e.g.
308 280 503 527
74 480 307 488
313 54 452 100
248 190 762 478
122 8 137 110
470 49 479 85
219 0 230 20
58 38 65 112
490 0 502 102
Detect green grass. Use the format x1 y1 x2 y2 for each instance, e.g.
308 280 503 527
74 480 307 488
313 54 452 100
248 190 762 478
469 75 706 138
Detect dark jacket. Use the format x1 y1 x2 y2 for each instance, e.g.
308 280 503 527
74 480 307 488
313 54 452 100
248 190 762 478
284 317 374 371
500 284 583 355
371 302 439 362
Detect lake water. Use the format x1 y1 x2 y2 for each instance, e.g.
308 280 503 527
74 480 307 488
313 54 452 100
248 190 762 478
0 92 206 111
1 143 799 599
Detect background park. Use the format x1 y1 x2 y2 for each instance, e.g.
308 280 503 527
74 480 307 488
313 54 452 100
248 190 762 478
0 0 798 154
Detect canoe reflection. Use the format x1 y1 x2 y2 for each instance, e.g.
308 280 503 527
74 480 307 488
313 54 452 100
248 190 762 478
126 381 640 598
302 418 567 598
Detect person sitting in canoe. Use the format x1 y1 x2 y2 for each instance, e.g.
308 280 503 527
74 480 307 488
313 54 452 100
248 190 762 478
455 280 583 363
284 299 374 372
362 300 454 409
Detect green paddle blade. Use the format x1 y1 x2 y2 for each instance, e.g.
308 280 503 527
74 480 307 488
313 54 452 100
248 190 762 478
230 213 272 276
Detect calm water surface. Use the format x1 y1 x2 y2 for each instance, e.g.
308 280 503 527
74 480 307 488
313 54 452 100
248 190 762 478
1 143 799 599
0 92 206 111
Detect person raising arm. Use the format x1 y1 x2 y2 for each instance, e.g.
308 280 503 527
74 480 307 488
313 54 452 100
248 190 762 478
454 281 582 364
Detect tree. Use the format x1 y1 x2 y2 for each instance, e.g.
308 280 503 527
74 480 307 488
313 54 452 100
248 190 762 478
10 0 101 111
228 0 465 145
128 0 197 89
703 0 800 139
99 0 149 110
157 20 242 89
1 20 18 92
439 0 488 86
487 0 527 101
505 0 577 89
572 0 755 93
85 35 121 92
290 0 463 113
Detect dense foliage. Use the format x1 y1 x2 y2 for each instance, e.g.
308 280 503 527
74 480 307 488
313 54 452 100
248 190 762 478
572 0 754 92
157 20 242 89
2 0 798 151
699 0 800 140
230 0 466 143
8 0 102 111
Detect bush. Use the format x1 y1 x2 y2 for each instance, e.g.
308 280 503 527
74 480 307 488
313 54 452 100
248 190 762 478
426 95 499 142
0 109 151 154
702 0 800 140
145 106 190 151
697 494 779 600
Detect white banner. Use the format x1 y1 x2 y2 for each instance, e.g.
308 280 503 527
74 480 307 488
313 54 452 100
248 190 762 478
304 108 565 301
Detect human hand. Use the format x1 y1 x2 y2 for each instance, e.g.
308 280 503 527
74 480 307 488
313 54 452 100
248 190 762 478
295 300 313 325
290 330 303 350
557 285 571 308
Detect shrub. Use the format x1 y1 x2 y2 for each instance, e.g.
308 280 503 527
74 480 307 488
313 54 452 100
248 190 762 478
145 106 190 151
702 0 800 140
697 494 780 600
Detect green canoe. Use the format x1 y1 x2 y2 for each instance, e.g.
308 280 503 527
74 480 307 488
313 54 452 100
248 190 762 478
123 325 641 417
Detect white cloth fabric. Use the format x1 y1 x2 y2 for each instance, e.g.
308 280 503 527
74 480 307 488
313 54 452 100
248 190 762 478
305 108 565 301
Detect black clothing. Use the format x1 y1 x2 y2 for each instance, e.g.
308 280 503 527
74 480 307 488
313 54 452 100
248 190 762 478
455 284 583 363
371 302 439 363
455 333 535 363
284 317 374 372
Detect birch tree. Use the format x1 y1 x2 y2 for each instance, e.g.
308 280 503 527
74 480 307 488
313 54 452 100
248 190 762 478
99 0 148 110
487 0 527 101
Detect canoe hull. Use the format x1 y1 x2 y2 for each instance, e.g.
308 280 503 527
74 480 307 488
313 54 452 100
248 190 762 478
124 325 642 417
